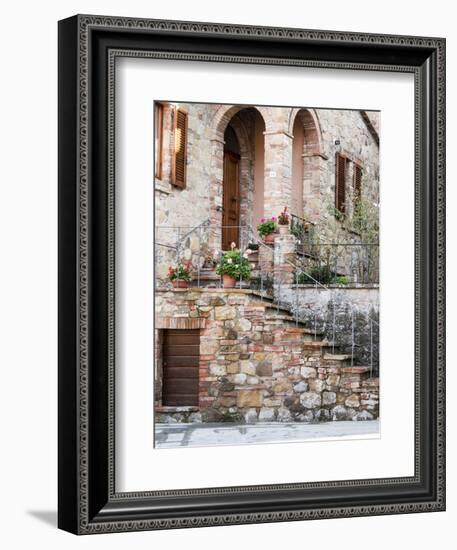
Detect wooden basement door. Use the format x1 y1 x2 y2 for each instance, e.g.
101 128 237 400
162 329 200 406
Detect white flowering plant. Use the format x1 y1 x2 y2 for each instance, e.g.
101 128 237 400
215 246 251 280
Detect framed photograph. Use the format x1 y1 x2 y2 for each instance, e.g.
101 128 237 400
58 14 445 534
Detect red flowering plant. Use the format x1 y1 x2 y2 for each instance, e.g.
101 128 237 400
278 206 290 225
168 259 192 282
257 216 277 237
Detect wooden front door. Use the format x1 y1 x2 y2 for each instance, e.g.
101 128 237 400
162 330 200 406
222 151 240 250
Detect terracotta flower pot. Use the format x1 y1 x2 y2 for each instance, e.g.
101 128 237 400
278 224 289 235
263 233 275 244
172 279 189 289
222 274 236 288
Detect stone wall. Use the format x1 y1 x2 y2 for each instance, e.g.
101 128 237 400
155 289 379 424
277 284 379 371
303 109 380 228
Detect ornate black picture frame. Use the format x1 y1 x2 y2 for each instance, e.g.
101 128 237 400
58 14 446 534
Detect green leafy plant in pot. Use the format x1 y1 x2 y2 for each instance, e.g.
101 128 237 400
257 216 277 243
216 243 251 288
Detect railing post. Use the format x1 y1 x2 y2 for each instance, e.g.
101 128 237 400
197 225 201 288
295 270 299 326
351 306 354 367
370 318 373 378
176 226 181 284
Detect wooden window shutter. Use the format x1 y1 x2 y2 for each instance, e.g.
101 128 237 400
172 108 188 188
335 153 347 213
353 163 362 207
154 102 164 179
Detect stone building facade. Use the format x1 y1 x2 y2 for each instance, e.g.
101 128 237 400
154 102 380 424
155 102 380 281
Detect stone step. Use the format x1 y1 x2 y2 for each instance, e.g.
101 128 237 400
265 314 326 340
302 339 337 349
265 313 297 322
340 366 372 374
322 353 353 362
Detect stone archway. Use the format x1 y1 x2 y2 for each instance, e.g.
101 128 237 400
289 108 326 223
209 105 267 250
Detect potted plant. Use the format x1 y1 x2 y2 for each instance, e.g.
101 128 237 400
277 206 290 235
168 259 192 289
257 217 277 244
216 243 251 288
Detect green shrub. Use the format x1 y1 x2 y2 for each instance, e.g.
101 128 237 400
296 266 334 285
333 275 350 285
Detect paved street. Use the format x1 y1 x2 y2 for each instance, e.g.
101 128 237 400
155 420 380 448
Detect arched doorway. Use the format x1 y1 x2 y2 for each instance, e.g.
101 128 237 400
222 125 240 250
290 109 323 222
219 108 266 249
292 114 305 218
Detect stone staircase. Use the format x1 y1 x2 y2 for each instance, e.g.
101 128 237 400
191 266 373 375
155 287 379 424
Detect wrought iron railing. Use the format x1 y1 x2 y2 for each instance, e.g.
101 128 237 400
290 213 315 256
295 242 379 285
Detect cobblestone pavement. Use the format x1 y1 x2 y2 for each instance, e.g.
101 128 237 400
155 420 380 448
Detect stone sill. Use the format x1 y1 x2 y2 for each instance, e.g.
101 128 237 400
154 179 172 194
155 406 199 413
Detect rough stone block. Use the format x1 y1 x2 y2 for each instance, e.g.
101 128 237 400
226 362 240 374
233 373 247 385
322 391 337 405
209 364 226 376
237 389 263 408
214 306 236 320
309 378 325 393
256 361 273 377
315 408 331 422
272 378 292 394
345 394 360 408
293 381 309 393
277 407 292 422
301 366 317 378
240 360 256 375
200 339 220 355
300 392 321 409
331 405 348 421
353 410 374 421
259 407 276 422
244 408 258 424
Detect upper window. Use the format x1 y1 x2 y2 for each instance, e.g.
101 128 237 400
154 102 164 180
335 153 349 214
